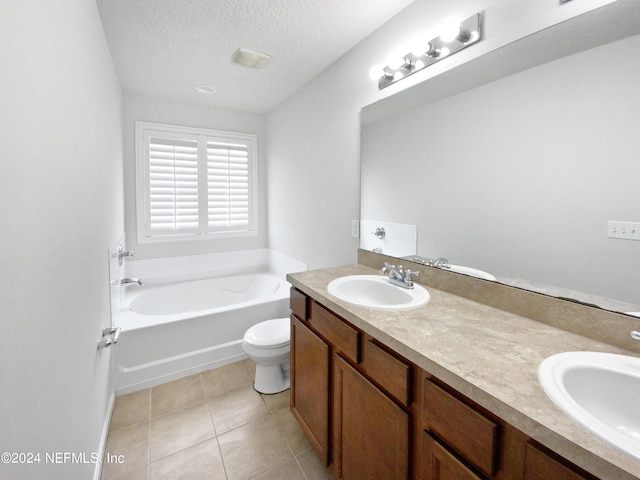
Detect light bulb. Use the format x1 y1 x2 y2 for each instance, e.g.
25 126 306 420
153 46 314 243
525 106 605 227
410 34 431 57
368 65 386 81
439 17 462 42
387 55 405 70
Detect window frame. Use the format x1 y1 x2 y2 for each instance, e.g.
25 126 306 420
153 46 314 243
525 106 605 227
135 121 258 243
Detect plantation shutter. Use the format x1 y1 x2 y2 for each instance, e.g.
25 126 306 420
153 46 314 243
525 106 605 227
137 122 257 241
147 136 200 234
207 140 250 230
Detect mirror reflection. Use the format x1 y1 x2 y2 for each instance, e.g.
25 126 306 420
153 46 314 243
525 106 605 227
360 3 640 313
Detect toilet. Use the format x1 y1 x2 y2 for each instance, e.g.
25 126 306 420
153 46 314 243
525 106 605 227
241 317 291 394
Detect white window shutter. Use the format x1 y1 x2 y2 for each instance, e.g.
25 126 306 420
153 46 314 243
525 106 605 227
207 141 250 230
147 136 199 234
135 122 258 242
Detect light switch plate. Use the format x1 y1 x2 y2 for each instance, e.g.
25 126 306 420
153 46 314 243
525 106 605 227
607 221 640 240
351 220 360 238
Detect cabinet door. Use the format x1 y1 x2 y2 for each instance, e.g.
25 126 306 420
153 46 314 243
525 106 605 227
333 354 410 480
291 316 330 464
523 443 595 480
418 432 483 480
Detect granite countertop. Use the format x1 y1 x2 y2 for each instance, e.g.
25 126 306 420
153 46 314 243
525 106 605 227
287 264 640 480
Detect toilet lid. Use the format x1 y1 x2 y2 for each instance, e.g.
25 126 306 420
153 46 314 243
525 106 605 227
244 317 290 348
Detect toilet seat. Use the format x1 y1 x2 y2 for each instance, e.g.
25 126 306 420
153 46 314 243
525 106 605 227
243 317 290 349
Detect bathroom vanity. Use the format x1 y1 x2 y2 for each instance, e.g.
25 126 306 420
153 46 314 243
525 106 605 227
287 253 640 480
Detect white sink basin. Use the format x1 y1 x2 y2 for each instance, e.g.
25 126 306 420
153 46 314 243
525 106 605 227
539 351 640 460
445 265 496 281
327 275 430 310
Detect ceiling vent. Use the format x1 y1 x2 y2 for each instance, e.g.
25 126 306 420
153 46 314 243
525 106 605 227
232 48 271 69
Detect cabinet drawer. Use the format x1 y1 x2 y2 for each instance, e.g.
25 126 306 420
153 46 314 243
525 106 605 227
419 432 483 480
361 337 412 406
423 379 498 478
523 442 595 480
290 287 309 320
310 302 360 363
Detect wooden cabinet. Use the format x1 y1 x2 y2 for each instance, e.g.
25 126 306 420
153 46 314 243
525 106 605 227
360 337 412 406
290 316 330 463
422 379 498 478
290 289 331 465
419 432 483 480
289 288 604 480
289 288 414 479
333 354 410 480
418 377 532 480
523 442 597 480
309 301 360 363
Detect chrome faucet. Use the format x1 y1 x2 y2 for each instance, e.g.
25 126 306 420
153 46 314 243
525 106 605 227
430 257 450 268
119 277 143 286
112 245 134 265
379 262 418 289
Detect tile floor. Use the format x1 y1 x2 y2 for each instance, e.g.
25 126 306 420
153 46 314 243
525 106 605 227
101 359 333 480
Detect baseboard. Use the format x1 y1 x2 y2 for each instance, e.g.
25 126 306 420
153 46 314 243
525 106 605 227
115 353 248 395
93 390 115 480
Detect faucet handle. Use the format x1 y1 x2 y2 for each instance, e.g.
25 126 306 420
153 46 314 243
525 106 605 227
404 269 418 281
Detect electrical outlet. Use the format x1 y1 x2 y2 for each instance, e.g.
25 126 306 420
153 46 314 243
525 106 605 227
607 221 640 240
351 220 360 238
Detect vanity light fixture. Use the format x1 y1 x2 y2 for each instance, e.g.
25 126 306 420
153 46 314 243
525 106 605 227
373 12 483 90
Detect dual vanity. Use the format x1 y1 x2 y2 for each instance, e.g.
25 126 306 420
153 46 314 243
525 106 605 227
286 250 640 480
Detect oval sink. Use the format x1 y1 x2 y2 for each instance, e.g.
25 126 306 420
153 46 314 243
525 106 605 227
327 275 430 310
539 351 640 460
445 264 496 281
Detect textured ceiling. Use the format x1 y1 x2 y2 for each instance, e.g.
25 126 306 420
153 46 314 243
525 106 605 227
97 0 414 113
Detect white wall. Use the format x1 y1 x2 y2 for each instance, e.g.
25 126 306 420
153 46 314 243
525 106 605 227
122 94 268 259
0 1 123 479
265 0 617 270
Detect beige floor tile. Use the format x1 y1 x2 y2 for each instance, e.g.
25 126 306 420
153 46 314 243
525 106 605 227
250 458 306 480
151 374 205 417
149 438 226 480
296 449 334 480
242 358 256 381
110 389 150 432
202 361 253 398
217 416 293 480
101 422 149 480
272 408 311 457
102 465 149 480
149 402 215 462
260 390 290 414
208 386 269 435
105 360 324 480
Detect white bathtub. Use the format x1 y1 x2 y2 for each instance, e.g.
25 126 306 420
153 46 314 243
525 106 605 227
113 273 291 393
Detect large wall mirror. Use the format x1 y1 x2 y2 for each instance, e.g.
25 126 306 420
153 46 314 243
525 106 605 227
360 0 640 313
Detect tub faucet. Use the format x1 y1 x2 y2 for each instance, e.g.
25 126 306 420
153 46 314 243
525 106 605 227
120 278 143 286
430 257 450 268
379 262 418 289
112 245 134 265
